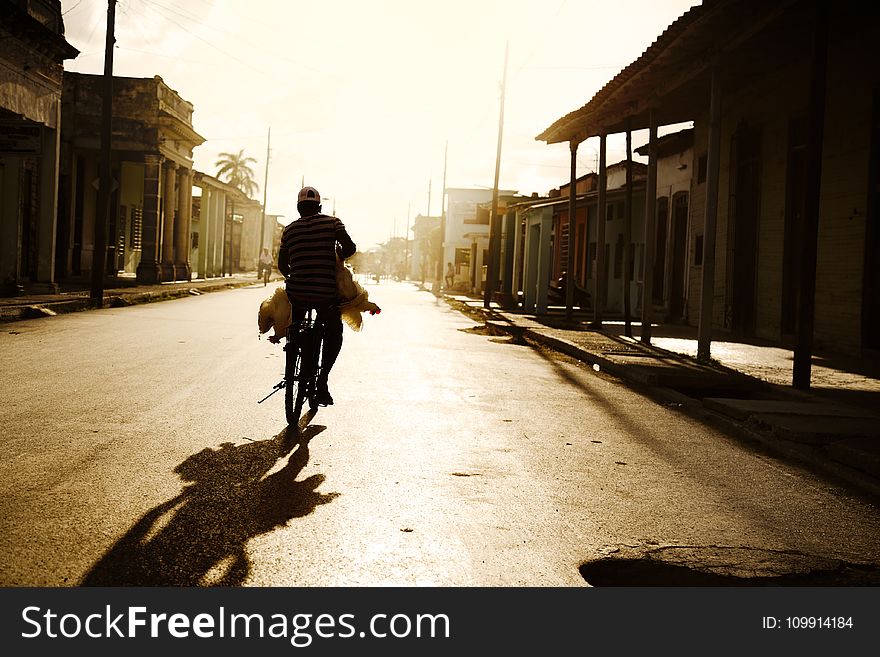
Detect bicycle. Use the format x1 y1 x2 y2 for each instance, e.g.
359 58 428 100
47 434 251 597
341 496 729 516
260 265 271 286
283 307 323 426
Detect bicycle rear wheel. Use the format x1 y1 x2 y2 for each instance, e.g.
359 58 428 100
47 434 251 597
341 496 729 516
284 331 311 426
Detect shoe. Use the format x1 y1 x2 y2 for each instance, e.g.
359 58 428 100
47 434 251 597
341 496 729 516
315 380 334 406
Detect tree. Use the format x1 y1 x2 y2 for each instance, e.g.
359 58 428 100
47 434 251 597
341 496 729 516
215 149 258 276
214 149 259 197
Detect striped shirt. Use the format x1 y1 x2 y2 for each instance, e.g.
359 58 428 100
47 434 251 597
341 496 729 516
278 213 356 303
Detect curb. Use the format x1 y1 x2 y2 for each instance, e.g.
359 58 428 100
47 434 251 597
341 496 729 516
0 278 264 324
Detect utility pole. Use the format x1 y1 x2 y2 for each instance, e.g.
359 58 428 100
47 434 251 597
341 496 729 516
484 41 508 309
623 121 633 338
259 127 270 252
90 0 116 307
435 142 447 294
405 202 411 280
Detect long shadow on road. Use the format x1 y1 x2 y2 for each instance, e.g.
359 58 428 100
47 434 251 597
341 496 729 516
82 424 336 586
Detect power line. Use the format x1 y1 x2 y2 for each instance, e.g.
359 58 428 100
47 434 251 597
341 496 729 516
135 0 283 82
139 0 344 82
62 0 85 16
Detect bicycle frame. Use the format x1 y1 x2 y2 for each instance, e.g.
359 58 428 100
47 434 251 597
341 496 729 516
284 307 324 426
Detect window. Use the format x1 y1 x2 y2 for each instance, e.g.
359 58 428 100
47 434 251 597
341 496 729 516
614 234 623 279
694 234 704 266
454 248 470 268
470 206 490 225
697 154 708 183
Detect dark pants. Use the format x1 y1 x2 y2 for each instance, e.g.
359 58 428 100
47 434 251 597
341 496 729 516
287 296 343 382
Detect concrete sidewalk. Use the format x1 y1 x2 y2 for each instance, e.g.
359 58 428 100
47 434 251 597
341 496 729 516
445 294 880 500
0 271 282 322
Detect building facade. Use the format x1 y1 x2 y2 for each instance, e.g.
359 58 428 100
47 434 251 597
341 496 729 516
635 128 694 322
443 187 517 293
538 0 880 385
59 74 204 285
0 0 78 294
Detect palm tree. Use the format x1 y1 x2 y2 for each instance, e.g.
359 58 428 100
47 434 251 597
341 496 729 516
214 149 259 198
214 149 259 276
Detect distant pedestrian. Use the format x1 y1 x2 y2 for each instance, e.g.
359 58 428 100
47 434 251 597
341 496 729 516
445 262 455 289
258 247 273 285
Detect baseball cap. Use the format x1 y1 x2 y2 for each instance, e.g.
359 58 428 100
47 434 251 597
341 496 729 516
297 186 321 204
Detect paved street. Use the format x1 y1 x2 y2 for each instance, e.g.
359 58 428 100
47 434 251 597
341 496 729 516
2 280 880 586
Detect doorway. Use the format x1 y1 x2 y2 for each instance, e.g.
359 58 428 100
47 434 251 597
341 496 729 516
726 122 762 335
669 192 689 321
781 118 807 340
863 89 880 351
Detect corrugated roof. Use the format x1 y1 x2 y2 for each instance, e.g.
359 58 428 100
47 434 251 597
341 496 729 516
536 3 708 143
536 0 800 144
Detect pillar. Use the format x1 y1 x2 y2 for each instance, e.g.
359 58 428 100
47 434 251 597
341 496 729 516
565 140 578 320
136 153 162 283
161 160 177 280
591 134 607 328
641 111 658 344
174 166 192 280
36 99 61 288
697 67 723 361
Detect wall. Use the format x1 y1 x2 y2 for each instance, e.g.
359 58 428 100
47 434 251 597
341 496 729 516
686 18 878 355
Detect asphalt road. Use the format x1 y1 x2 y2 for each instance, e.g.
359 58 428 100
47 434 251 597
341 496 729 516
2 280 880 586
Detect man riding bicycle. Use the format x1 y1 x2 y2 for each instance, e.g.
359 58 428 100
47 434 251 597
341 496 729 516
277 186 357 407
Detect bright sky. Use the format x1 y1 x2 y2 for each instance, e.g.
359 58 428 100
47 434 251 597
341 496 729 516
60 0 700 249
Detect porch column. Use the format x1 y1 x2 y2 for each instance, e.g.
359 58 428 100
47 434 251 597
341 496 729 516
211 190 225 277
512 212 526 310
641 111 658 344
535 209 552 315
136 153 162 283
522 215 538 312
591 133 607 328
623 122 633 337
697 67 723 361
36 99 61 287
174 166 192 280
205 188 217 278
793 0 828 389
565 140 578 320
500 210 517 308
161 160 177 280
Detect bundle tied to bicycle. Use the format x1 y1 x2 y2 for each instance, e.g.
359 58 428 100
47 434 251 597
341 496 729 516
257 257 381 343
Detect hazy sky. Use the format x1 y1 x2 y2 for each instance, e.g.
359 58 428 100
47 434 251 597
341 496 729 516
60 0 699 248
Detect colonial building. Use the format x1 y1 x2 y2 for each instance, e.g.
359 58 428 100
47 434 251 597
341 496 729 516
0 0 78 294
443 187 517 294
634 128 694 322
510 163 647 315
538 0 880 387
58 73 205 285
